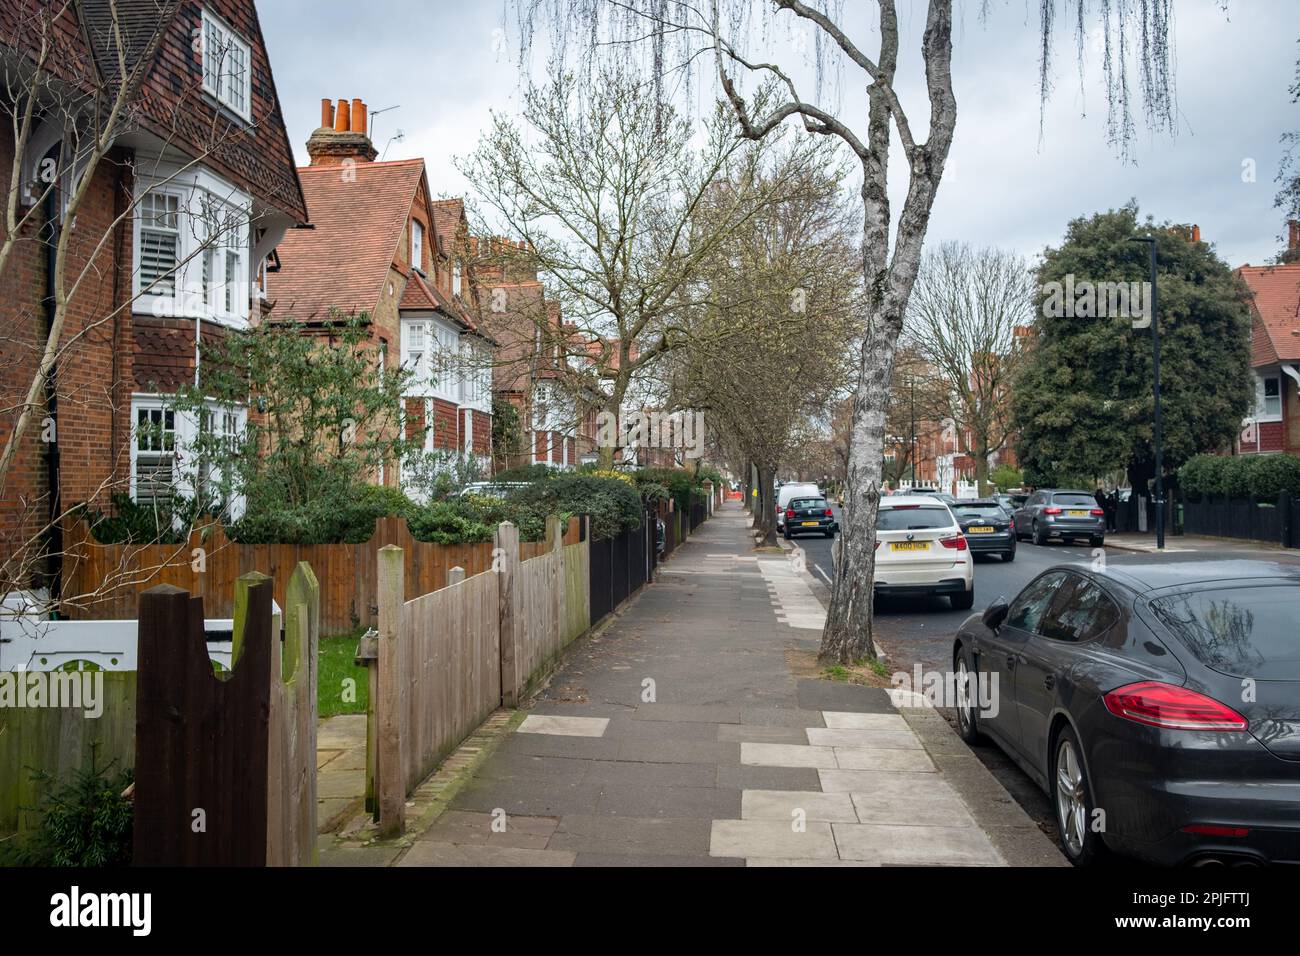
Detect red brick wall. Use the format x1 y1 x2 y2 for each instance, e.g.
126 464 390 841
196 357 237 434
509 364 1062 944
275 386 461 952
472 410 492 457
431 398 458 451
404 397 426 443
0 138 135 581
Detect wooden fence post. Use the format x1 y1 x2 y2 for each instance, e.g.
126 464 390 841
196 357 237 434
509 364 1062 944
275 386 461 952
447 566 465 586
495 522 520 707
377 545 405 839
268 561 319 866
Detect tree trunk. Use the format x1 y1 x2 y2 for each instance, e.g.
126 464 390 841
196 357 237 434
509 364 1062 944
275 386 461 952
819 314 900 664
755 463 778 548
974 441 991 496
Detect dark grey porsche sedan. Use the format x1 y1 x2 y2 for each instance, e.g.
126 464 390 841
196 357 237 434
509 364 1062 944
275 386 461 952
952 559 1299 867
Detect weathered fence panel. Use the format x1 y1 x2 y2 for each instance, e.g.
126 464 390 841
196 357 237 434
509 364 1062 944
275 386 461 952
61 516 581 636
0 672 136 836
133 575 274 866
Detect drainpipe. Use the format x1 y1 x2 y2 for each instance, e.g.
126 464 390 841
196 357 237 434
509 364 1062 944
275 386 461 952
41 170 62 605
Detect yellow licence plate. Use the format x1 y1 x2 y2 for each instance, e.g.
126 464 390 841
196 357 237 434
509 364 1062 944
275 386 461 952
1067 510 1089 517
967 526 994 533
890 541 929 552
801 521 819 527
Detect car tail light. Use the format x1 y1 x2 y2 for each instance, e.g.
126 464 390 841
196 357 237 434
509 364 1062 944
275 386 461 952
824 509 833 517
1009 518 1016 530
939 533 968 551
1103 681 1248 731
874 540 880 550
785 509 795 519
1181 824 1250 838
1044 506 1063 515
1090 508 1104 516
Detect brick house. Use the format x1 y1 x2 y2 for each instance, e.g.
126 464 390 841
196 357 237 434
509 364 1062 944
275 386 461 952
475 242 601 471
0 0 306 588
268 99 494 491
1234 226 1300 457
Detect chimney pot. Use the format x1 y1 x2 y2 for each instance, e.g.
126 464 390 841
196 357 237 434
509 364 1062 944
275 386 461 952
335 98 351 132
352 98 367 137
1192 224 1201 243
320 98 334 128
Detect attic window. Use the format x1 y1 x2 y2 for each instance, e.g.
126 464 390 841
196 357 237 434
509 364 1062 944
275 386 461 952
202 10 251 121
411 221 425 274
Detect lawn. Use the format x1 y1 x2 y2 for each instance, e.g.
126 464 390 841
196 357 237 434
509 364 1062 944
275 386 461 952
318 629 369 718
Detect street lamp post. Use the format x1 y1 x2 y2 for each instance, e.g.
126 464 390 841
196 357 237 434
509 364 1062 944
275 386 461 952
1130 235 1164 550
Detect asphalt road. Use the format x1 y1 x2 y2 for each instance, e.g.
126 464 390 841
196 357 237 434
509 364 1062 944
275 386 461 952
786 507 1300 858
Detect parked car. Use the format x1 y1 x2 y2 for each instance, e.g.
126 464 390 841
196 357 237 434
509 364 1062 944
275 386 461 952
776 482 821 531
995 492 1027 513
453 481 531 498
1013 489 1106 546
952 559 1300 866
873 497 974 609
782 496 838 539
950 499 1016 562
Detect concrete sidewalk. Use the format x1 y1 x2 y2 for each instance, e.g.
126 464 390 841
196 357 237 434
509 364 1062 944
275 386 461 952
1105 533 1297 557
385 502 1063 867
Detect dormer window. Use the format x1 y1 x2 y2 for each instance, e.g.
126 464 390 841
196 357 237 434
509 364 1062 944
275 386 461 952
410 220 425 274
201 10 251 121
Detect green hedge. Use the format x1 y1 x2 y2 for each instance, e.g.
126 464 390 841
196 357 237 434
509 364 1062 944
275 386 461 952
1178 453 1300 500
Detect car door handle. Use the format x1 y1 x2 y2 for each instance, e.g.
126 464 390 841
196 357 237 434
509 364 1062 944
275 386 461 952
1043 674 1056 690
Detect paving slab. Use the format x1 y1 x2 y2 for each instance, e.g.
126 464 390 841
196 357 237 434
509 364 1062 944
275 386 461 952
806 727 924 750
740 742 838 769
822 711 911 731
397 843 576 867
517 715 610 737
741 789 858 823
715 764 823 792
547 814 713 857
709 819 839 860
831 822 1004 866
795 680 897 714
716 723 810 744
832 747 937 772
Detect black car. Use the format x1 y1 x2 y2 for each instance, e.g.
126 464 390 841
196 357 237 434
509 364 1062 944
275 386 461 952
782 496 838 539
950 499 1016 561
953 559 1300 866
1013 488 1106 547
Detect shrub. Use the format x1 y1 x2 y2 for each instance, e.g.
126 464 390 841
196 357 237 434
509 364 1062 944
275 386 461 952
78 493 202 545
1178 453 1300 500
491 463 560 483
228 483 415 544
510 473 643 539
406 495 549 544
20 764 134 867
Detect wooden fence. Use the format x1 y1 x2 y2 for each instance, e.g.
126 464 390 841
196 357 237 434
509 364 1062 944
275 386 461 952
60 515 578 636
0 673 136 835
371 515 594 838
131 563 318 865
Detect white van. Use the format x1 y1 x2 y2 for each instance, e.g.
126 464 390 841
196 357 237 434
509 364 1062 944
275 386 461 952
776 482 822 530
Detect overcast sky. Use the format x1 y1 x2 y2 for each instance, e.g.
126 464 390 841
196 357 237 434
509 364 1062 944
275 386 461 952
259 0 1296 269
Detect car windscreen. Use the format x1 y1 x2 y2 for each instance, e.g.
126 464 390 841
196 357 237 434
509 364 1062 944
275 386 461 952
1052 493 1098 508
1149 584 1300 680
877 506 951 530
789 498 827 510
953 504 1004 518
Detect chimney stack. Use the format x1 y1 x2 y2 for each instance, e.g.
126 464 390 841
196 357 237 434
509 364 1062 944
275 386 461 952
1289 219 1299 252
307 96 378 166
1191 224 1201 243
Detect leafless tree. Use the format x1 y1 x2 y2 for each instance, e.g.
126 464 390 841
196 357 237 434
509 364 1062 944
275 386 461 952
905 242 1034 495
503 0 1181 663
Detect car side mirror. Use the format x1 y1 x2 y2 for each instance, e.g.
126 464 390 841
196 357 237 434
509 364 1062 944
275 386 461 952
982 599 1009 631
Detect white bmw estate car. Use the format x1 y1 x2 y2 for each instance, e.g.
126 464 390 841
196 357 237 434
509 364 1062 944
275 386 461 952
873 496 974 609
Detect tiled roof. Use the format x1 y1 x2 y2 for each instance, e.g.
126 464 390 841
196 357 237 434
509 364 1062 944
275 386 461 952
270 159 424 321
0 0 307 223
1238 264 1300 366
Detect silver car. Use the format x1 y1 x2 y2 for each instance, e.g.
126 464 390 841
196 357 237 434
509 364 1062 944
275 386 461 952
1013 489 1106 547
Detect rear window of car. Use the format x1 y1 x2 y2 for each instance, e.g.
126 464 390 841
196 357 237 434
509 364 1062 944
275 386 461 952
1149 584 1300 680
789 498 827 510
877 506 951 530
953 503 1004 518
1052 494 1098 508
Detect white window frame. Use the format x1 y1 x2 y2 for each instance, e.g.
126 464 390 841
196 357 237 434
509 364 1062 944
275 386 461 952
452 259 462 296
411 220 425 274
133 164 252 328
130 398 179 506
201 9 252 122
129 395 247 516
1257 372 1283 422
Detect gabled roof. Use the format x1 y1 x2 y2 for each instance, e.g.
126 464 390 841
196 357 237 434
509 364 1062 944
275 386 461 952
1237 264 1300 366
271 158 424 321
0 0 307 223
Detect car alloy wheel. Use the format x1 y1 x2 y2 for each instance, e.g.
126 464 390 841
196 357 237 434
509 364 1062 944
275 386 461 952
954 652 981 743
1055 736 1088 859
